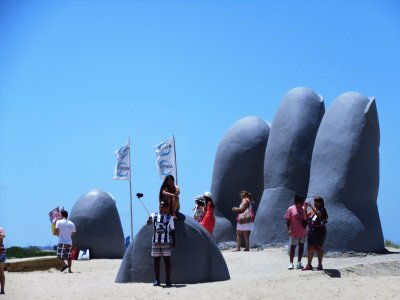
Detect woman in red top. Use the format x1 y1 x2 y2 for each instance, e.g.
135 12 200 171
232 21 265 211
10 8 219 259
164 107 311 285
201 192 215 237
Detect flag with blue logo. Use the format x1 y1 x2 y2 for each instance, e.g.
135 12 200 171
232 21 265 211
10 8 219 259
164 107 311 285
113 140 131 180
154 136 177 180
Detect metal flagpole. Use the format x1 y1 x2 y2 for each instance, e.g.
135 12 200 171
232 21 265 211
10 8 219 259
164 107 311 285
128 137 134 242
173 135 178 185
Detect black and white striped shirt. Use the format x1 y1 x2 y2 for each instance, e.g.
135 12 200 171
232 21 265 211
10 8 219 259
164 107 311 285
151 213 175 244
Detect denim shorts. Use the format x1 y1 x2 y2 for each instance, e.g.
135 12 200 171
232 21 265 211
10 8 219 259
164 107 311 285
0 252 6 263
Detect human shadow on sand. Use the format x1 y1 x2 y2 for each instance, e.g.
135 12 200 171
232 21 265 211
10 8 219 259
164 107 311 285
323 269 341 278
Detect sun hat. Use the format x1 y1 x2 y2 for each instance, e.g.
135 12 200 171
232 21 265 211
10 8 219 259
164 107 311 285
203 191 212 198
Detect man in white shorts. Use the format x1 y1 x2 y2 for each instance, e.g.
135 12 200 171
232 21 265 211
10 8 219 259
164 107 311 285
147 200 176 287
284 195 307 270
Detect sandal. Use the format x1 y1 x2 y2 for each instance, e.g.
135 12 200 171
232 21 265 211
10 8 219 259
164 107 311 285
60 265 68 272
302 264 313 271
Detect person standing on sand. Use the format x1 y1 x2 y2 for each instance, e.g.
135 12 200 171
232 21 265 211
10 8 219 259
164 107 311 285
0 227 6 294
232 191 255 251
147 200 176 287
193 195 205 222
284 195 307 270
302 196 328 271
200 192 216 236
55 210 76 273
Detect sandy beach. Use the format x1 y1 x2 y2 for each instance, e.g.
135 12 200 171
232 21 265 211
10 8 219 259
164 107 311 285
3 247 400 300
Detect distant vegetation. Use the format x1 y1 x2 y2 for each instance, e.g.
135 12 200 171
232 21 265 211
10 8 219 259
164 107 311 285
6 246 56 258
385 239 400 249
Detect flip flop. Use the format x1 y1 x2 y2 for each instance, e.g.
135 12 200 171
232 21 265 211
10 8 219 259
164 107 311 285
60 265 68 272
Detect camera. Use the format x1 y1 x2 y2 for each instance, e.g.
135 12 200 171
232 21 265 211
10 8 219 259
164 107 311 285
136 193 143 198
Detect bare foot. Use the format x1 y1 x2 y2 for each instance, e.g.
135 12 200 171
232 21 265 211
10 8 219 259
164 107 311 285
244 248 250 251
232 249 241 252
68 269 73 273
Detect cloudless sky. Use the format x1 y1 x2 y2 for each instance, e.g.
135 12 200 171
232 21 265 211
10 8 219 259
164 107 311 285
1 0 399 247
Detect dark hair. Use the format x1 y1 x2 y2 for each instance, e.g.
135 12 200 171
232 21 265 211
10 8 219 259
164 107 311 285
294 194 305 204
239 190 252 199
61 210 68 218
195 199 205 206
159 175 176 201
160 200 169 208
204 196 214 211
314 196 325 207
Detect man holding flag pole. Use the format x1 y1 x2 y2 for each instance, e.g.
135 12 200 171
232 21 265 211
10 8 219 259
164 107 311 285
113 139 134 242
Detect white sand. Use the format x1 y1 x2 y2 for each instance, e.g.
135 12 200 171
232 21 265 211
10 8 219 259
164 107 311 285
4 247 400 300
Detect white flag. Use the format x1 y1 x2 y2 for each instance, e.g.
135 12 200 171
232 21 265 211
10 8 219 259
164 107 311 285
113 140 131 180
154 136 177 180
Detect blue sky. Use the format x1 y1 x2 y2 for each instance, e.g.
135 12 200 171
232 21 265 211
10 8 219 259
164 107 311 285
0 0 399 247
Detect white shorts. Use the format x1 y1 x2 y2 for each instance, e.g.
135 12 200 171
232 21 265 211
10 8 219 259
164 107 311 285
236 222 254 231
290 237 306 246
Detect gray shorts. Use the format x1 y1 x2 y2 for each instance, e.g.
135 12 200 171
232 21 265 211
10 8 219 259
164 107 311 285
290 237 306 246
151 243 171 257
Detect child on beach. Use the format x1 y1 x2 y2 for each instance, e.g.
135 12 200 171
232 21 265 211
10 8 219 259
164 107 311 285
147 200 176 287
193 195 205 222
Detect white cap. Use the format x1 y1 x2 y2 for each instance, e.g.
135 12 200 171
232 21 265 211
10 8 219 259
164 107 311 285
204 191 212 198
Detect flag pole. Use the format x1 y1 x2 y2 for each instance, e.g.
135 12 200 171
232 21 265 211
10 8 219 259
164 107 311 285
173 135 178 185
128 137 134 242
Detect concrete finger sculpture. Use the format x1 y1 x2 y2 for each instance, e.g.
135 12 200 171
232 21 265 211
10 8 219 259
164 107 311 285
70 189 125 258
209 116 270 242
115 213 230 283
250 87 325 246
306 92 384 252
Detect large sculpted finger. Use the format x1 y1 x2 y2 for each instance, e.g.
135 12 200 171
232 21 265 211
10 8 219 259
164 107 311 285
250 87 325 246
306 92 384 252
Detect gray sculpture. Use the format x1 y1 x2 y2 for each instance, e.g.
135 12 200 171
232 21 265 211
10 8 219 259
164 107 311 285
209 87 384 252
115 213 230 283
250 87 325 246
307 92 384 252
70 189 125 258
209 116 270 242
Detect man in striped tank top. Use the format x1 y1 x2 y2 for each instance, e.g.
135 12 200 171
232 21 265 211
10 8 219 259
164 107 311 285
147 200 176 287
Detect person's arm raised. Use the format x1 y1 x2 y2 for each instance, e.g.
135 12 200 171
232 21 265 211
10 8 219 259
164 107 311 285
232 198 249 213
